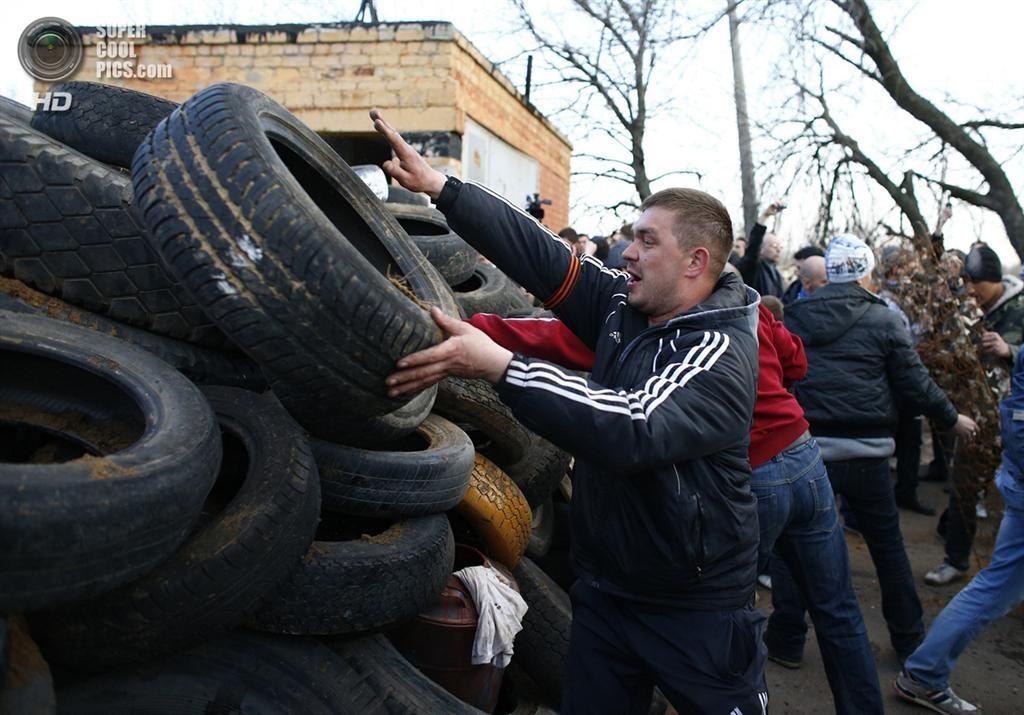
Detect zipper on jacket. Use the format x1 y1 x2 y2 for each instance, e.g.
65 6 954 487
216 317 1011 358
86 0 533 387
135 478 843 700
694 492 706 580
613 324 676 373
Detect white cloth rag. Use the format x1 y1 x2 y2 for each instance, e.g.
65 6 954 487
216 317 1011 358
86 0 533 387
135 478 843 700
453 565 529 668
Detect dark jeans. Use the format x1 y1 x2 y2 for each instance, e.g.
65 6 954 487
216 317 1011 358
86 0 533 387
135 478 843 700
563 580 768 715
893 413 923 503
928 422 954 481
767 456 925 661
753 439 883 713
942 439 979 571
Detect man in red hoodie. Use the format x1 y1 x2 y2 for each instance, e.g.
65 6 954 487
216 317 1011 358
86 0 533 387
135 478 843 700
469 302 884 714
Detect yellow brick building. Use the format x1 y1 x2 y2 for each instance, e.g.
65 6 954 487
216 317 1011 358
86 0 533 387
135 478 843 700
48 21 572 229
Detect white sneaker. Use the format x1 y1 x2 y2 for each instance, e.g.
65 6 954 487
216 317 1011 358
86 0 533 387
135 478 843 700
925 563 968 586
757 574 772 590
895 671 979 713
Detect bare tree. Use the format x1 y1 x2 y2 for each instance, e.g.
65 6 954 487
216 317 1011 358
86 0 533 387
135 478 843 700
771 0 1024 259
728 1 759 235
508 0 721 214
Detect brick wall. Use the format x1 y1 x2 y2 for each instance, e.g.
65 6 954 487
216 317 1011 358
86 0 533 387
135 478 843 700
43 22 571 228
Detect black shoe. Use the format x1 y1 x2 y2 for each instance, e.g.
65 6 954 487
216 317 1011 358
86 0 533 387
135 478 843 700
767 652 802 669
896 497 937 516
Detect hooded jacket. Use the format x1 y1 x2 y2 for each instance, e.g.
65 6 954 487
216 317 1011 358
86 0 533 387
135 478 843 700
783 281 957 439
985 274 1024 364
437 178 760 610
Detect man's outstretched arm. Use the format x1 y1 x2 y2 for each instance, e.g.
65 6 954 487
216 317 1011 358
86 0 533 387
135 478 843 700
371 110 623 348
388 308 753 471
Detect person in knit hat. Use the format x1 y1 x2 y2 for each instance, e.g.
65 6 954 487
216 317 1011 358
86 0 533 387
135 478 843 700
776 233 977 663
925 241 1024 587
963 243 1022 364
825 233 876 283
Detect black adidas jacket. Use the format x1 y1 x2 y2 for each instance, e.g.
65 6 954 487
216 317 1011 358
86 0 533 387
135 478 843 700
436 179 760 609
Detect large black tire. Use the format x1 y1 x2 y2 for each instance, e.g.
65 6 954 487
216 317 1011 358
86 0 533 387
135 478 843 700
0 311 220 612
54 631 421 714
0 276 263 389
0 95 33 126
0 116 226 346
247 512 454 635
453 262 532 317
324 634 485 714
32 387 321 671
512 556 572 705
30 81 177 169
384 203 479 286
436 377 570 507
132 82 454 440
313 414 473 519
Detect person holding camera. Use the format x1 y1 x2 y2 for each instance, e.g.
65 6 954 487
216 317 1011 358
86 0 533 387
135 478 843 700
737 202 786 298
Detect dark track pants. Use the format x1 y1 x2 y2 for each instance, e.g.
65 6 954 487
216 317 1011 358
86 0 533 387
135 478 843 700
562 580 769 715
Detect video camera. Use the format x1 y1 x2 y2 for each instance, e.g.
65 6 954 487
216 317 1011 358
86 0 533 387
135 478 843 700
526 193 552 221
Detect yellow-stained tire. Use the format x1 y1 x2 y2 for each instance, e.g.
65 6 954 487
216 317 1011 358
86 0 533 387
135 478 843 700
455 453 532 569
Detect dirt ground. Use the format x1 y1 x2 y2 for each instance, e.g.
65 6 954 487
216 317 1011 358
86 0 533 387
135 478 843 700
762 475 1024 714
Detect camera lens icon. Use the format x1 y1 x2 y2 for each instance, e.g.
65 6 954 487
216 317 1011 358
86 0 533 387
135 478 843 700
18 17 84 82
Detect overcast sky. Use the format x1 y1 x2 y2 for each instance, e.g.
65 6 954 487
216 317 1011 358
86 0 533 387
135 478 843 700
3 0 1022 268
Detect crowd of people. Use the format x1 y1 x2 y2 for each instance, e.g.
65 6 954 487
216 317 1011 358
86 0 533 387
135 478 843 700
369 108 1021 715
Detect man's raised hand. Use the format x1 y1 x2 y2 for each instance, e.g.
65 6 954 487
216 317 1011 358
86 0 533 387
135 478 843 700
386 306 513 397
369 109 447 198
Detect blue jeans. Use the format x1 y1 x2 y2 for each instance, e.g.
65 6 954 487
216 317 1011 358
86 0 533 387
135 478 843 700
767 456 925 661
904 468 1024 689
753 439 883 713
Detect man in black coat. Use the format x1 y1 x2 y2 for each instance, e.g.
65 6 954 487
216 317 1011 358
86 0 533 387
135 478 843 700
770 234 976 665
371 110 768 714
737 202 785 298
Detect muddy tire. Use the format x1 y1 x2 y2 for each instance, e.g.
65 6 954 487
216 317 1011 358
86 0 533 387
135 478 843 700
32 387 320 671
0 311 220 612
131 82 455 440
247 512 454 635
385 203 479 286
512 556 572 704
455 454 532 569
0 616 55 715
0 116 225 346
313 414 473 519
452 262 532 317
0 276 264 389
435 377 570 507
30 82 177 169
54 632 411 714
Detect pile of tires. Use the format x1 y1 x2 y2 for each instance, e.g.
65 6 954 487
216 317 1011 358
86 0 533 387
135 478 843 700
0 82 573 713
